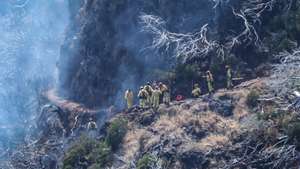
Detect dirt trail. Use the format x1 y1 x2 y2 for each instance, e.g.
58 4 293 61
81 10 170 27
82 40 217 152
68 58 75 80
45 78 266 114
44 89 98 113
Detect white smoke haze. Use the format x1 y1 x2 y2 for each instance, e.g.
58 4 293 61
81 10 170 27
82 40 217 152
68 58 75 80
0 0 69 158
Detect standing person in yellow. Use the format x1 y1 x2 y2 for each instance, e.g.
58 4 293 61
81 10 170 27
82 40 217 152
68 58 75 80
159 82 171 105
152 86 162 109
124 89 134 109
144 82 153 107
226 65 233 89
206 70 214 94
192 83 201 98
138 86 148 108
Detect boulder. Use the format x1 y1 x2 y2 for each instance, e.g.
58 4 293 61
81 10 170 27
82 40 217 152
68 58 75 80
179 149 209 169
37 105 66 140
138 109 156 126
209 98 234 117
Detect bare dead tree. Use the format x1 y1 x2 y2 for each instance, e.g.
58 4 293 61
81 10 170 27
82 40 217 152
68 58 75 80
140 0 282 63
139 15 223 63
268 49 300 99
242 0 276 21
229 9 261 48
223 134 297 169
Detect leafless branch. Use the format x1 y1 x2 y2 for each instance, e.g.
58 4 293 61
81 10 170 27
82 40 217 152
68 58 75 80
139 0 280 63
229 9 261 48
268 49 300 99
139 15 223 63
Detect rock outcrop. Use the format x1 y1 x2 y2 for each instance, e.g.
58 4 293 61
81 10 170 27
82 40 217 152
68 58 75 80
58 0 217 107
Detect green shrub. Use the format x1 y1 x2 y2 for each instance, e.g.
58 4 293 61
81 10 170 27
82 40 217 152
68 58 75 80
63 136 113 169
88 141 112 169
63 118 127 169
106 118 128 151
246 90 260 108
63 136 96 169
137 154 156 169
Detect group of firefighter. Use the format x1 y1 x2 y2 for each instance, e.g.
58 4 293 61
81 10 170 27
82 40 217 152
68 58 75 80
124 82 170 110
124 65 233 110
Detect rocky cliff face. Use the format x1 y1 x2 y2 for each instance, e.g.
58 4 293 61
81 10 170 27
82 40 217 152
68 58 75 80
58 0 217 108
59 0 300 108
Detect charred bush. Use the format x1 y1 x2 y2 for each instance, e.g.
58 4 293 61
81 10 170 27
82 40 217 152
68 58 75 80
246 90 260 108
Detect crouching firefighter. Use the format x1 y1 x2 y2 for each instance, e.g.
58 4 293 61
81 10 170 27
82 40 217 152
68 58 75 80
192 83 201 98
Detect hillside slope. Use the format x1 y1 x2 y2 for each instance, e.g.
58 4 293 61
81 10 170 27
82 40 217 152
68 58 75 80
110 78 288 169
8 78 299 169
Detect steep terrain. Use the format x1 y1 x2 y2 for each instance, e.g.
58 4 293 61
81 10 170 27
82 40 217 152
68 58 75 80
6 1 300 169
30 77 298 169
58 0 300 108
59 0 218 107
7 78 253 168
109 78 276 169
8 77 300 169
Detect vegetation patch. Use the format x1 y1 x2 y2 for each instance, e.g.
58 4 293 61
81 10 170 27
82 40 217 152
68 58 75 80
246 90 260 108
137 154 156 169
87 141 112 169
63 136 96 169
106 117 128 151
63 117 128 169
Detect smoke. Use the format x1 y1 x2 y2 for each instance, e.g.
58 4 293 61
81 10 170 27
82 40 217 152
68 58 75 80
0 0 69 157
109 0 216 107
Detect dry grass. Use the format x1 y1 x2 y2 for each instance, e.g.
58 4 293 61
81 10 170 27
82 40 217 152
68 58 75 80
113 78 267 168
122 128 148 164
197 134 230 151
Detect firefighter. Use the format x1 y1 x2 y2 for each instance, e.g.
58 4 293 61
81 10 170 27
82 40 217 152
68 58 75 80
87 118 98 131
192 83 201 98
124 89 134 109
206 70 214 94
159 82 170 105
138 86 148 108
152 86 162 109
144 82 154 107
226 65 233 89
87 118 97 138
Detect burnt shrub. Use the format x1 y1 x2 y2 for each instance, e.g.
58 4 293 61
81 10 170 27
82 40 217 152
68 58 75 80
246 90 260 108
286 122 300 146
